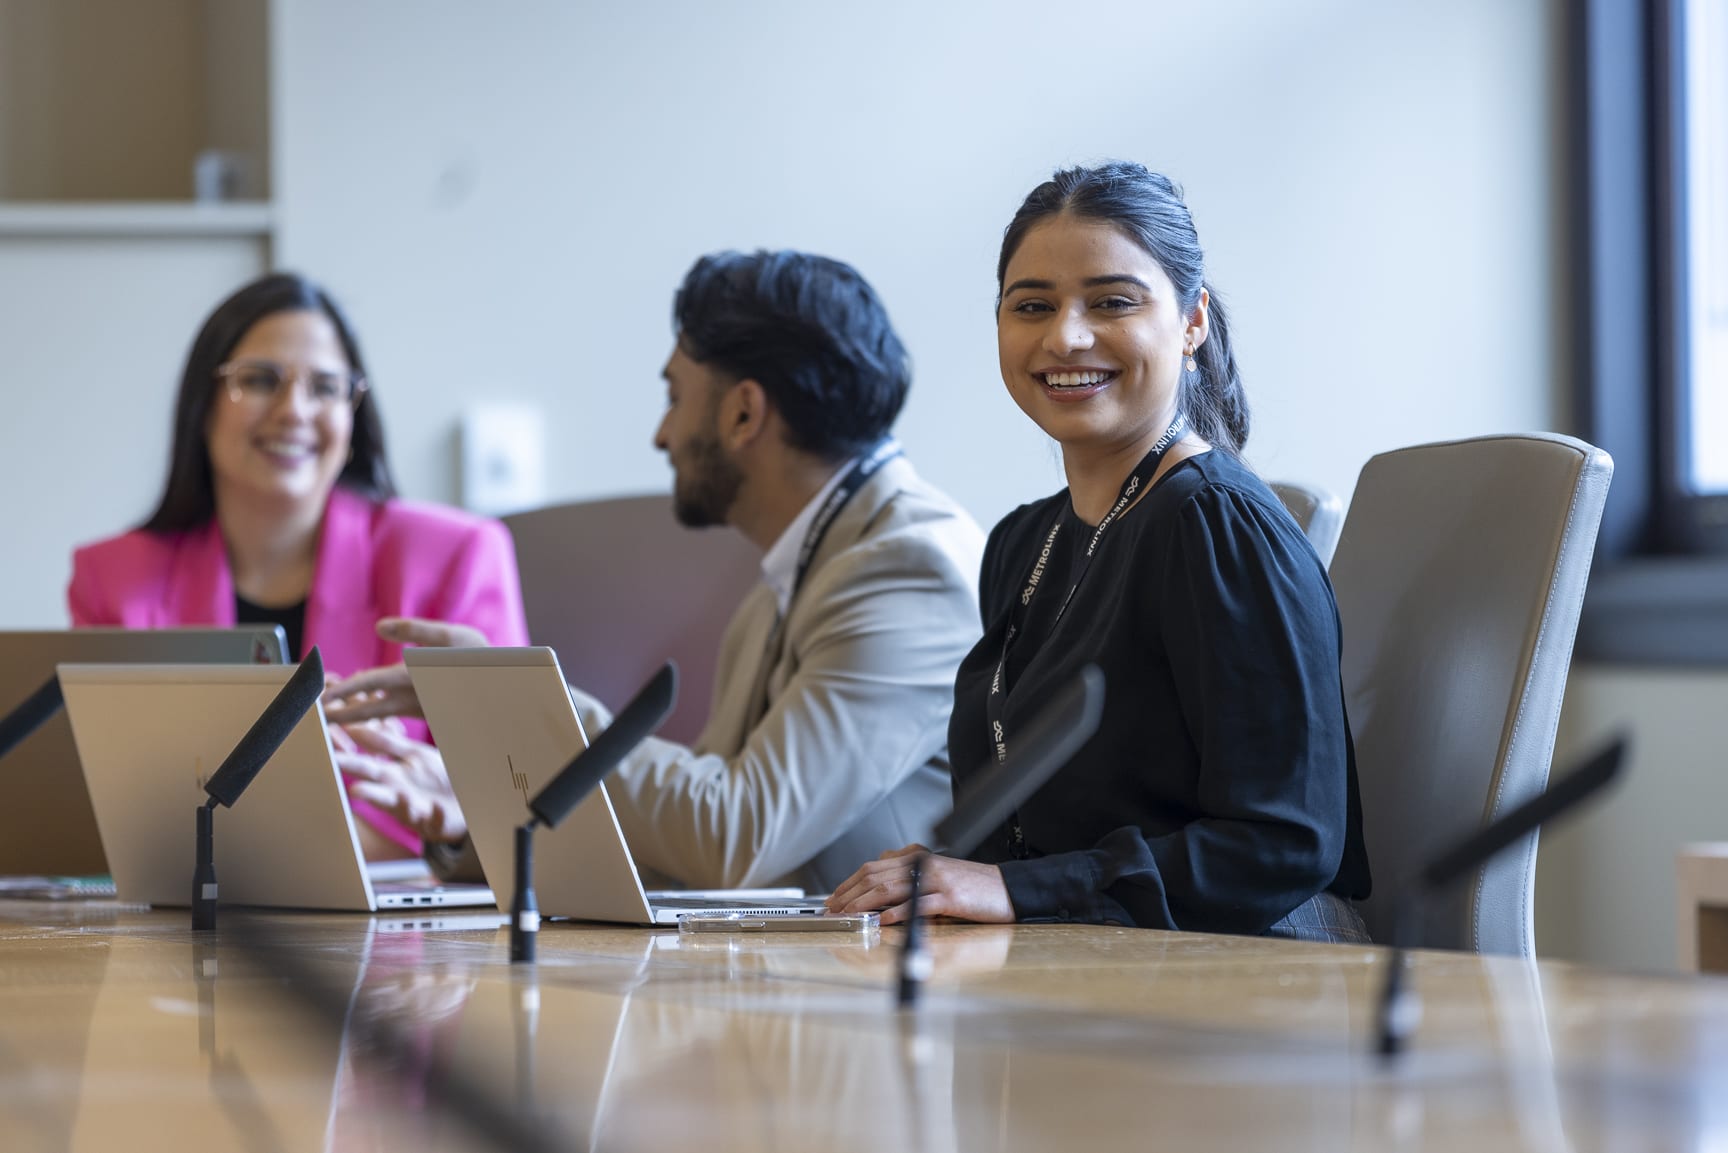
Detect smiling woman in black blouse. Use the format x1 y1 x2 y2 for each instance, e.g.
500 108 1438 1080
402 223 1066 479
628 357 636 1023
829 162 1372 942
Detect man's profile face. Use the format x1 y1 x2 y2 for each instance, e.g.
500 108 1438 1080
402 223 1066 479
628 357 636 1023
655 344 745 529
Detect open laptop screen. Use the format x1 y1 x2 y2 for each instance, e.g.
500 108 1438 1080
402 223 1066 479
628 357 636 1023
0 627 286 876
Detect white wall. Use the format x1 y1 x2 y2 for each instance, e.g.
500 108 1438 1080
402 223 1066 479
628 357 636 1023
272 0 1565 530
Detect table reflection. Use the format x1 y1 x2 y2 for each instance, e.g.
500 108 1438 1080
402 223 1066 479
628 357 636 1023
66 933 352 1153
1 905 1726 1153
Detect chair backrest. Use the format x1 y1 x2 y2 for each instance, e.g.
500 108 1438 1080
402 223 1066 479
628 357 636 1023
1270 480 1346 566
1330 434 1612 955
502 494 761 746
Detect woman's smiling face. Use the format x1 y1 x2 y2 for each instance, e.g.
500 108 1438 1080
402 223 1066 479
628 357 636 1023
204 309 356 514
997 214 1205 460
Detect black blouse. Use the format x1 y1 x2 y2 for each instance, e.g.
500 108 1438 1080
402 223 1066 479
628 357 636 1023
952 451 1371 933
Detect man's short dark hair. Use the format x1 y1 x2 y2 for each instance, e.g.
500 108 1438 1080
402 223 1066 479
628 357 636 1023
672 250 910 461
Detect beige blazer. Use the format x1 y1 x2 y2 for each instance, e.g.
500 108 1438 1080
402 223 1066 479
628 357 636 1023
567 456 985 891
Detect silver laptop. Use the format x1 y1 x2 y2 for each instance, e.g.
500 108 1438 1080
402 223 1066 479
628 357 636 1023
0 627 287 877
406 647 829 925
57 663 494 911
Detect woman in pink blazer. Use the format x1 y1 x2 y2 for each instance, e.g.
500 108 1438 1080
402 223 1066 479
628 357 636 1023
68 273 529 859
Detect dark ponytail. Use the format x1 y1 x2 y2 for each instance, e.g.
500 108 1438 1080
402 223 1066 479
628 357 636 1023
1187 282 1248 455
997 162 1250 455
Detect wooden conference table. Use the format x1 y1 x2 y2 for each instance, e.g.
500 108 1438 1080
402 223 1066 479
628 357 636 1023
1 899 1724 1152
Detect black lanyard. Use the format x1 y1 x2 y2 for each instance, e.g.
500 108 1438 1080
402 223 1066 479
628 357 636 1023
789 438 901 605
985 414 1185 858
756 438 902 691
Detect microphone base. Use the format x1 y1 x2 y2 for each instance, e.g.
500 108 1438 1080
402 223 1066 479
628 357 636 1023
1374 946 1421 1061
510 823 540 964
191 900 218 933
894 853 930 1009
510 905 540 964
192 804 217 932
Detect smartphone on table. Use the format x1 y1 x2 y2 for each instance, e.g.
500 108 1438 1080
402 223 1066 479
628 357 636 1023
677 911 880 934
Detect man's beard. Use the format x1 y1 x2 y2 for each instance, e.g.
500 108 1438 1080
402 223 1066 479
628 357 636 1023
670 430 744 528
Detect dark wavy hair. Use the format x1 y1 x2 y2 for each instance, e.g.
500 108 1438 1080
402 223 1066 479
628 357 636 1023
672 250 910 461
997 161 1249 455
140 272 396 533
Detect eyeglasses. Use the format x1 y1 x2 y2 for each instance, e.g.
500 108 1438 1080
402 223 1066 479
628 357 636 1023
215 360 369 409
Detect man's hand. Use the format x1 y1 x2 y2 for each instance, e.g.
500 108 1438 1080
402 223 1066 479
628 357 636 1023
826 844 1015 926
334 723 468 844
321 617 490 723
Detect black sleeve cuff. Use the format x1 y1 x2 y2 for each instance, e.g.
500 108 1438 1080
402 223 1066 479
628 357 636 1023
998 852 1111 924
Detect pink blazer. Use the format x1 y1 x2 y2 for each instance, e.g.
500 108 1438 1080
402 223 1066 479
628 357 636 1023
67 487 531 851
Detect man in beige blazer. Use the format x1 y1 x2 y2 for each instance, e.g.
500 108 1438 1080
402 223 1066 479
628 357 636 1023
326 250 984 893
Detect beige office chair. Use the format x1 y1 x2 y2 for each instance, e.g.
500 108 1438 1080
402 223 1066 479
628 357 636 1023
1331 433 1612 956
1270 480 1346 566
503 494 761 746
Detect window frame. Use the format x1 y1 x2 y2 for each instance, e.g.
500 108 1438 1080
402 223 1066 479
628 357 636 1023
1574 0 1728 666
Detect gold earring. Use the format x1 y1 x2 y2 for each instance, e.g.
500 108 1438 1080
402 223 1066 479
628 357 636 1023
1185 350 1198 374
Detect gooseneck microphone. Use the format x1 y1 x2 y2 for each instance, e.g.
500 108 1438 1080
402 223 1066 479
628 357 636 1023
1375 735 1627 1059
511 663 678 963
193 647 326 932
0 674 64 763
897 665 1106 1009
